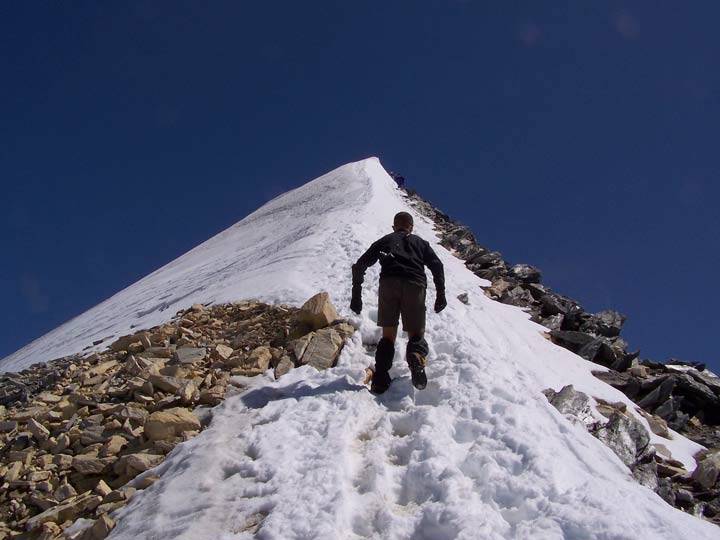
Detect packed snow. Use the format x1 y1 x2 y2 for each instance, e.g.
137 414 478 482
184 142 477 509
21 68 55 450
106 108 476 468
3 158 716 539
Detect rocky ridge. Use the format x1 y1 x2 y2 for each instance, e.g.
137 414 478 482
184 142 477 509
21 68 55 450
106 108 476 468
403 188 720 524
0 293 354 540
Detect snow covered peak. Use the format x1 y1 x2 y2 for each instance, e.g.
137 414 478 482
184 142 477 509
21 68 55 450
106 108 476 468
3 158 717 538
1 157 395 372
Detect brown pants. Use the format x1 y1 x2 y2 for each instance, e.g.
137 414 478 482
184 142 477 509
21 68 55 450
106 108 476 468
377 276 426 334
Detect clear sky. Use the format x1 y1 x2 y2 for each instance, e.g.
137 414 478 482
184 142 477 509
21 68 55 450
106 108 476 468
1 2 718 371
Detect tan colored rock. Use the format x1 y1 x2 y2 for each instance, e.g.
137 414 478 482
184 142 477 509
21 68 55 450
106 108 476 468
484 278 513 299
297 292 338 330
301 328 344 370
134 473 160 489
692 450 720 489
333 322 356 339
274 356 294 379
232 346 272 376
25 491 102 530
37 521 62 540
145 408 200 441
288 333 314 362
27 418 50 441
89 360 119 377
94 480 112 498
82 513 115 540
110 333 146 352
629 365 650 378
72 455 113 475
37 392 62 404
177 380 199 404
3 461 23 482
54 454 74 469
210 344 234 362
28 470 51 482
100 435 127 457
113 453 164 477
199 386 225 406
148 374 184 394
54 482 78 502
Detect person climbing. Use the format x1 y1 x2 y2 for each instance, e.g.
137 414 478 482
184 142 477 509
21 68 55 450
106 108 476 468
350 211 446 394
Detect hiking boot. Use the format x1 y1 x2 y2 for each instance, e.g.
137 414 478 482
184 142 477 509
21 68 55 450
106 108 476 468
406 336 429 390
369 338 395 394
370 369 392 394
407 353 427 390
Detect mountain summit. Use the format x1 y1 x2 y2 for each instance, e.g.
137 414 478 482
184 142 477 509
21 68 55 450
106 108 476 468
2 159 716 538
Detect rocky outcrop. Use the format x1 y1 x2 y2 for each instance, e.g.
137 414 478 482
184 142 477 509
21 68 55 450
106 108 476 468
544 385 720 524
404 190 719 462
0 294 355 539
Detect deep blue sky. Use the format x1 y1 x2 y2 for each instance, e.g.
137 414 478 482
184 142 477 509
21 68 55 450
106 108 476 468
1 2 718 371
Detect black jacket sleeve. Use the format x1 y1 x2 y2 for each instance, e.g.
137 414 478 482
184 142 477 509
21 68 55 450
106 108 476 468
352 240 381 286
423 242 445 294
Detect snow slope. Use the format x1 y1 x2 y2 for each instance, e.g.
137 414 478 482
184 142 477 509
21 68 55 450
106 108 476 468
4 158 716 539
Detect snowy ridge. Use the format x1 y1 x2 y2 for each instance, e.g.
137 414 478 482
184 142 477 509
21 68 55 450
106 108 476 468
4 159 717 538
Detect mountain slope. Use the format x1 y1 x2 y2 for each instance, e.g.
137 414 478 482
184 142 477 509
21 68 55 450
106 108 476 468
4 158 716 539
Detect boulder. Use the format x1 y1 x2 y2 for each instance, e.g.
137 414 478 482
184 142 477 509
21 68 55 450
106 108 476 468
593 411 653 468
637 377 676 409
509 264 542 283
543 385 594 426
692 450 720 489
145 408 201 441
288 333 314 362
583 310 626 338
500 286 534 307
550 330 595 352
577 338 618 368
300 328 344 370
457 292 469 305
297 292 338 330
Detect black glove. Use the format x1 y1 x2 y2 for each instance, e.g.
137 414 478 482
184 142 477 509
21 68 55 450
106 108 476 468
350 284 363 314
434 291 447 313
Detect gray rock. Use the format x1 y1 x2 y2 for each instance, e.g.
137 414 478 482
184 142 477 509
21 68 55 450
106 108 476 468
637 377 676 409
509 264 542 283
173 347 207 365
301 328 344 370
592 411 653 469
543 385 594 426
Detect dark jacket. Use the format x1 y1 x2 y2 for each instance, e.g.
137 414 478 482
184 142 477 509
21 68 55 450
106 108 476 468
352 231 445 293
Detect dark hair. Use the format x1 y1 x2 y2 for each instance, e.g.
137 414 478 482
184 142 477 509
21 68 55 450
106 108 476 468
393 212 414 231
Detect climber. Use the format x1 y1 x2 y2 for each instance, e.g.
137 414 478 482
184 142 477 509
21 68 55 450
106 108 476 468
350 211 446 394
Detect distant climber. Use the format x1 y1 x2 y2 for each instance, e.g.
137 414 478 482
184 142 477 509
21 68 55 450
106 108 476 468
350 211 446 394
388 171 406 188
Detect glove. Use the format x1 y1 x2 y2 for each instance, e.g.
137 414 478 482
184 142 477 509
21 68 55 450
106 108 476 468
434 291 447 313
350 284 363 314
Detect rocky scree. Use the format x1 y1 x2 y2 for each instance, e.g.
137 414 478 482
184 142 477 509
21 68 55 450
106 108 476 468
0 293 354 540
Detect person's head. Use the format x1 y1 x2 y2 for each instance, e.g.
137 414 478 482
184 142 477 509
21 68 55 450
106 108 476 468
393 212 414 233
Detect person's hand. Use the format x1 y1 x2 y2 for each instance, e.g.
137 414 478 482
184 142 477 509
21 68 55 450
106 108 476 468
350 285 363 314
434 291 447 313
